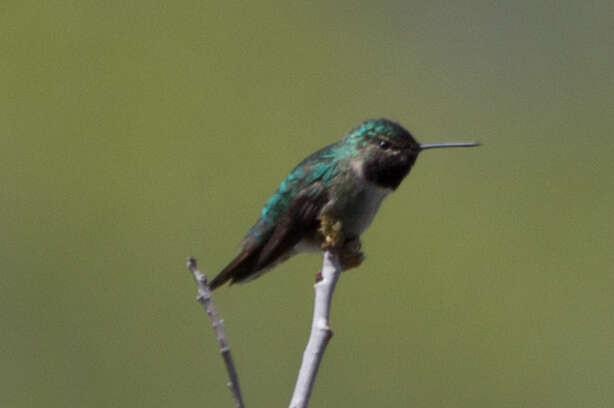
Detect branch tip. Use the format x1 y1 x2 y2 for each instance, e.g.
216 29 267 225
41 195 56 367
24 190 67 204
186 257 245 408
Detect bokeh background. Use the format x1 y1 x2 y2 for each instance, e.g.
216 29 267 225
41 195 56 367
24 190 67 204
2 1 613 407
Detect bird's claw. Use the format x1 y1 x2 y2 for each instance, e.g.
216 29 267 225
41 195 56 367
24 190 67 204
340 238 364 270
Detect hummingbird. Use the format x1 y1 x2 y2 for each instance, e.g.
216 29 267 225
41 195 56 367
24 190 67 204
209 118 479 290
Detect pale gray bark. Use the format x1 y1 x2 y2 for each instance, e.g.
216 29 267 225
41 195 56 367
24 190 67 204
187 257 245 408
289 251 342 408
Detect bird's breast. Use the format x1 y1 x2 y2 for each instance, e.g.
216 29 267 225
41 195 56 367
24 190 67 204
293 181 390 254
342 182 390 237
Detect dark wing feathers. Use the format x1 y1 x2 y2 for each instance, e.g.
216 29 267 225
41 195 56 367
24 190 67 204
207 237 265 290
256 187 327 268
209 184 328 290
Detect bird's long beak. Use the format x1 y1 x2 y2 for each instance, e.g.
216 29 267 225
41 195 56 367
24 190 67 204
419 141 481 150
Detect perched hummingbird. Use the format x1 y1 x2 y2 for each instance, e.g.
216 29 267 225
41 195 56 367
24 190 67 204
209 118 478 290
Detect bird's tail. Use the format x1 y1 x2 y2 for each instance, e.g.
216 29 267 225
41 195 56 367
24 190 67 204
209 247 262 290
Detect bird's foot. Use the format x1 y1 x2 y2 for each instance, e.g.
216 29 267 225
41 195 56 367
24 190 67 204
319 215 343 249
340 237 364 270
341 251 365 270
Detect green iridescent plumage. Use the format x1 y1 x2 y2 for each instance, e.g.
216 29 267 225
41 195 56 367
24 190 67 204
257 144 340 228
209 118 478 289
253 119 408 234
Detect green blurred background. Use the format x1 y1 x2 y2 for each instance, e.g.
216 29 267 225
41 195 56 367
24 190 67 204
2 1 613 407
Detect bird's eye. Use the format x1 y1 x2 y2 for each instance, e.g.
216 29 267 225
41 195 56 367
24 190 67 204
378 139 390 149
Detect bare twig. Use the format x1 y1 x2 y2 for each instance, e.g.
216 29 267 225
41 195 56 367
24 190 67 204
187 257 245 408
289 250 342 408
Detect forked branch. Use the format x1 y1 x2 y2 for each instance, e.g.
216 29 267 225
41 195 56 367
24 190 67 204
188 250 341 408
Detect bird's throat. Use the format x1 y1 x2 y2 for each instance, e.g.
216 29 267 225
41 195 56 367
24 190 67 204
362 153 416 190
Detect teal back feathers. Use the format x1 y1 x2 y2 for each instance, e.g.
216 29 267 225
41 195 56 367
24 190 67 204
247 118 414 241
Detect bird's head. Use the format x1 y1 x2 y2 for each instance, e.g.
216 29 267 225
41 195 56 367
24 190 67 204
345 118 479 190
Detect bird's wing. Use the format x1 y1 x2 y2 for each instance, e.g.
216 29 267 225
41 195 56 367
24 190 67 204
208 143 341 291
255 183 328 268
208 182 329 289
